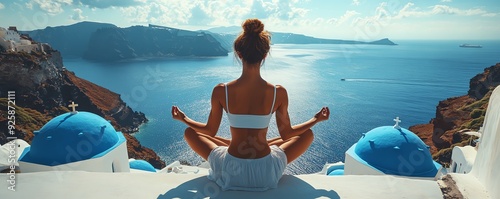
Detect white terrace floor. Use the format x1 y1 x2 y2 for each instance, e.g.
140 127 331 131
1 170 442 199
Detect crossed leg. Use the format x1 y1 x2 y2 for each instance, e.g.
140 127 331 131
184 127 230 160
267 129 314 164
185 127 313 164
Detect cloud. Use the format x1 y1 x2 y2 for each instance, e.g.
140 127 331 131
394 2 420 19
32 0 72 15
25 2 34 9
338 10 360 26
77 0 144 9
120 1 195 26
352 0 360 6
244 0 308 22
114 0 499 40
441 0 452 2
482 13 497 17
275 0 308 20
0 3 4 10
326 18 338 25
430 5 488 16
118 0 309 28
352 2 388 27
343 2 500 40
375 2 389 19
120 4 151 23
247 0 275 19
188 5 212 26
201 1 250 26
70 8 86 21
393 3 493 19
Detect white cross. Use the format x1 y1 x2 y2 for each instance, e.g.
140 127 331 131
68 101 78 112
393 117 401 129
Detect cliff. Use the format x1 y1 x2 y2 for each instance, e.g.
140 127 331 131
83 25 228 61
23 22 228 62
410 63 500 167
367 38 397 45
22 21 117 58
0 48 165 169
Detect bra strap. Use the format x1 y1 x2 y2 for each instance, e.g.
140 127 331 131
270 85 276 114
225 83 229 113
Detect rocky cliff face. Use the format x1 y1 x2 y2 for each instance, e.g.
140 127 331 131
0 48 165 169
22 21 117 58
410 63 500 167
83 25 228 61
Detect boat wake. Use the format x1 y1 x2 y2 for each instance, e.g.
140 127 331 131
340 78 462 88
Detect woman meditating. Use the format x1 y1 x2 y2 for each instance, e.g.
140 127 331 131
171 18 330 191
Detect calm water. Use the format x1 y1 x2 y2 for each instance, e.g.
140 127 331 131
64 41 500 174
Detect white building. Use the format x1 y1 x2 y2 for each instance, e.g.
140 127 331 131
0 26 44 53
0 27 14 51
447 85 500 199
0 139 29 171
450 145 477 174
449 130 481 174
19 110 130 173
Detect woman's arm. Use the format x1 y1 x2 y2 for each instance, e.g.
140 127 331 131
172 84 224 137
275 86 329 140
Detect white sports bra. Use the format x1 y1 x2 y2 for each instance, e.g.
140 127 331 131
225 83 276 129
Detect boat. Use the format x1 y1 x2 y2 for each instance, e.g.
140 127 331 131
459 44 482 48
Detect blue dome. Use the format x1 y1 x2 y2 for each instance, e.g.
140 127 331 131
354 126 439 177
328 169 344 176
129 160 156 172
20 112 121 166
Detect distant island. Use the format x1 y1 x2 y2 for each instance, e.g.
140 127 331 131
21 21 397 62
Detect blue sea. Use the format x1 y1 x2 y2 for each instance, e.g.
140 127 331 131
64 40 500 174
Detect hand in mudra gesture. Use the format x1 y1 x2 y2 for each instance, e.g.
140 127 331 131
314 107 330 122
171 106 186 121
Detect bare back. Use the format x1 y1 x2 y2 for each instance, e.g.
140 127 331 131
221 80 280 159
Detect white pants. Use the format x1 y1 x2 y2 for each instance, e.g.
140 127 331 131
207 145 287 191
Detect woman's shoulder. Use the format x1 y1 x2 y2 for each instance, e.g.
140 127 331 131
216 80 235 87
215 83 226 88
211 83 226 96
274 84 287 93
266 81 285 89
274 84 285 89
271 84 288 100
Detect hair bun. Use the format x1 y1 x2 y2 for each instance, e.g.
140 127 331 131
243 19 264 34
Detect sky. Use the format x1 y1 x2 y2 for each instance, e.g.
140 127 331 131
0 0 499 40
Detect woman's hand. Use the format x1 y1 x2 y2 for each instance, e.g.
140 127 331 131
314 107 330 122
171 106 186 122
